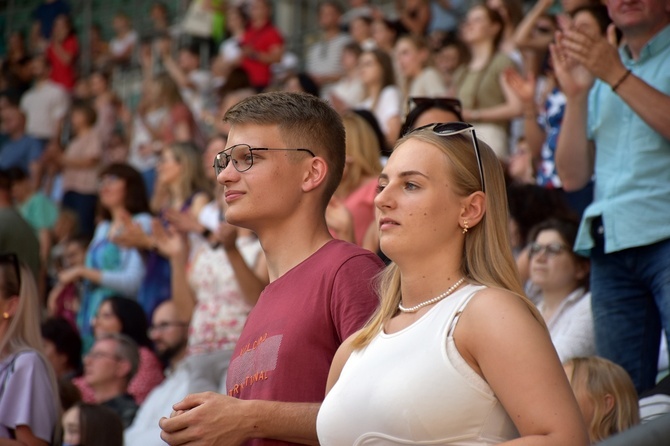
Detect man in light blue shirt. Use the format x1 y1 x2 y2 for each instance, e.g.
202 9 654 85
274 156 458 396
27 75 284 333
553 0 670 393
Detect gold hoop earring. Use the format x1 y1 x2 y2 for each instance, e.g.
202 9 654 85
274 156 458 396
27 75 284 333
462 221 469 234
2 312 9 319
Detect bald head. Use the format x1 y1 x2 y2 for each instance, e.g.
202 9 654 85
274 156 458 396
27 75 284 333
149 301 189 366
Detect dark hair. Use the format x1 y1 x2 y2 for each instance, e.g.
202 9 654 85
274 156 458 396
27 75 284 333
0 169 10 192
351 108 389 156
90 69 112 85
180 43 201 58
365 48 396 90
98 163 150 219
103 296 152 348
224 91 346 209
41 317 83 374
218 67 252 99
506 184 575 248
78 403 124 446
292 72 320 97
319 0 344 15
6 166 28 183
571 4 614 35
528 217 590 289
71 100 97 126
400 97 464 137
343 41 363 58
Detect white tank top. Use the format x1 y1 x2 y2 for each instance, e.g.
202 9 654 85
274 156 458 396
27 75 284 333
316 284 519 445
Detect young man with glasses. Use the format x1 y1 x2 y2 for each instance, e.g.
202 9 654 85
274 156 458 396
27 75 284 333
160 92 383 446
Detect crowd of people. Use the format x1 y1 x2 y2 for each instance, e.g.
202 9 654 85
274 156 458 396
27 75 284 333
1 0 669 445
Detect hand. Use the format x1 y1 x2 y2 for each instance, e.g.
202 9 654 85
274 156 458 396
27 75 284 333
58 266 82 285
164 209 201 234
111 211 151 249
46 282 65 315
558 25 624 85
504 67 536 105
151 220 187 259
159 392 250 446
549 33 594 99
214 221 238 251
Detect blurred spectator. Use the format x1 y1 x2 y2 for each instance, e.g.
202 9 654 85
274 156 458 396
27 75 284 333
507 136 535 185
486 0 524 64
528 218 594 362
371 18 400 57
553 0 670 394
41 316 83 380
47 234 88 326
124 300 199 446
89 70 121 157
454 4 522 158
0 171 40 278
349 15 376 51
329 43 365 113
395 35 447 110
89 23 111 70
30 0 71 53
341 0 375 29
7 167 58 272
356 49 402 148
433 35 470 92
0 105 44 183
73 296 164 404
283 72 320 97
427 0 467 38
20 55 71 151
58 163 151 351
305 1 351 99
327 112 382 245
57 100 102 237
396 0 431 37
159 41 214 121
46 13 79 91
109 13 138 68
564 357 640 443
62 402 124 446
239 0 284 91
1 33 32 97
215 4 248 82
0 255 60 444
82 333 140 428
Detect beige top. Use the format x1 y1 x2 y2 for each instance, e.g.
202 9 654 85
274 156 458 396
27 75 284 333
61 130 103 194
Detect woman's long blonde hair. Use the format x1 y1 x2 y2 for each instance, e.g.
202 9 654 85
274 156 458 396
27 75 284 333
565 356 640 443
0 261 61 442
353 129 543 348
336 112 382 198
151 142 212 213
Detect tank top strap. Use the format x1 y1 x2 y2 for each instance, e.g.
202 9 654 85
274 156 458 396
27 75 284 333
447 284 485 338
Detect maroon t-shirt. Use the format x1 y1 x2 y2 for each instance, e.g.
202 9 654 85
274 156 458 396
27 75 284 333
226 239 383 445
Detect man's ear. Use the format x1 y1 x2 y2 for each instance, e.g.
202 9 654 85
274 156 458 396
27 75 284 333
302 156 329 193
116 358 132 382
459 191 486 228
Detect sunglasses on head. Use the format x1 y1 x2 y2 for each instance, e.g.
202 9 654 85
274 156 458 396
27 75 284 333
407 121 486 193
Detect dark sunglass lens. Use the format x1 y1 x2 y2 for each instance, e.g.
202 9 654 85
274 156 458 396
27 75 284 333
434 122 470 134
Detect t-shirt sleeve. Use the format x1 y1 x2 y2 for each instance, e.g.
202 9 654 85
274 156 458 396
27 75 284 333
329 253 383 342
0 352 58 442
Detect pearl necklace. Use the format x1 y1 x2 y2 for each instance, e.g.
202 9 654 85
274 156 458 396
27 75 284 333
398 277 466 313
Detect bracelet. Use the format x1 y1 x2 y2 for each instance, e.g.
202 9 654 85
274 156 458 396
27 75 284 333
611 69 632 93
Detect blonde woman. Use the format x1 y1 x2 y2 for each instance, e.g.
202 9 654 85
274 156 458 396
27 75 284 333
327 112 383 245
317 123 588 444
564 357 640 444
0 254 60 445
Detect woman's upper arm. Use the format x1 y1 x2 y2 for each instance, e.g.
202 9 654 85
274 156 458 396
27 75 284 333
456 290 588 445
14 425 49 446
325 332 360 396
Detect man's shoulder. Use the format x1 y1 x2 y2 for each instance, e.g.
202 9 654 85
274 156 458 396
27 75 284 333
314 239 383 267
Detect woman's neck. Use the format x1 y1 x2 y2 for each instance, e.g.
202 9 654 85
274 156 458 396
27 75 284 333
541 285 580 315
469 41 494 70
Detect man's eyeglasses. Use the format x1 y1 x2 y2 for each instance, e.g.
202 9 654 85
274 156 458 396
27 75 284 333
0 252 21 290
408 122 485 193
528 242 570 258
213 144 316 175
147 321 189 336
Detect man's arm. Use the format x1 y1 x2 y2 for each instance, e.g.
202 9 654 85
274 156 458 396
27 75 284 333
159 393 320 446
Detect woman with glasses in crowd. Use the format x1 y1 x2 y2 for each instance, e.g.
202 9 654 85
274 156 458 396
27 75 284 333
528 218 595 362
0 253 60 445
317 122 587 445
58 163 152 353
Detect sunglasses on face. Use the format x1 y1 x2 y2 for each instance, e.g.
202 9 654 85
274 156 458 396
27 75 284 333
528 242 570 258
407 121 486 193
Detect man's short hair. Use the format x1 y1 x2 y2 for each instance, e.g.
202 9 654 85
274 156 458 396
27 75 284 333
224 91 346 208
99 333 140 383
